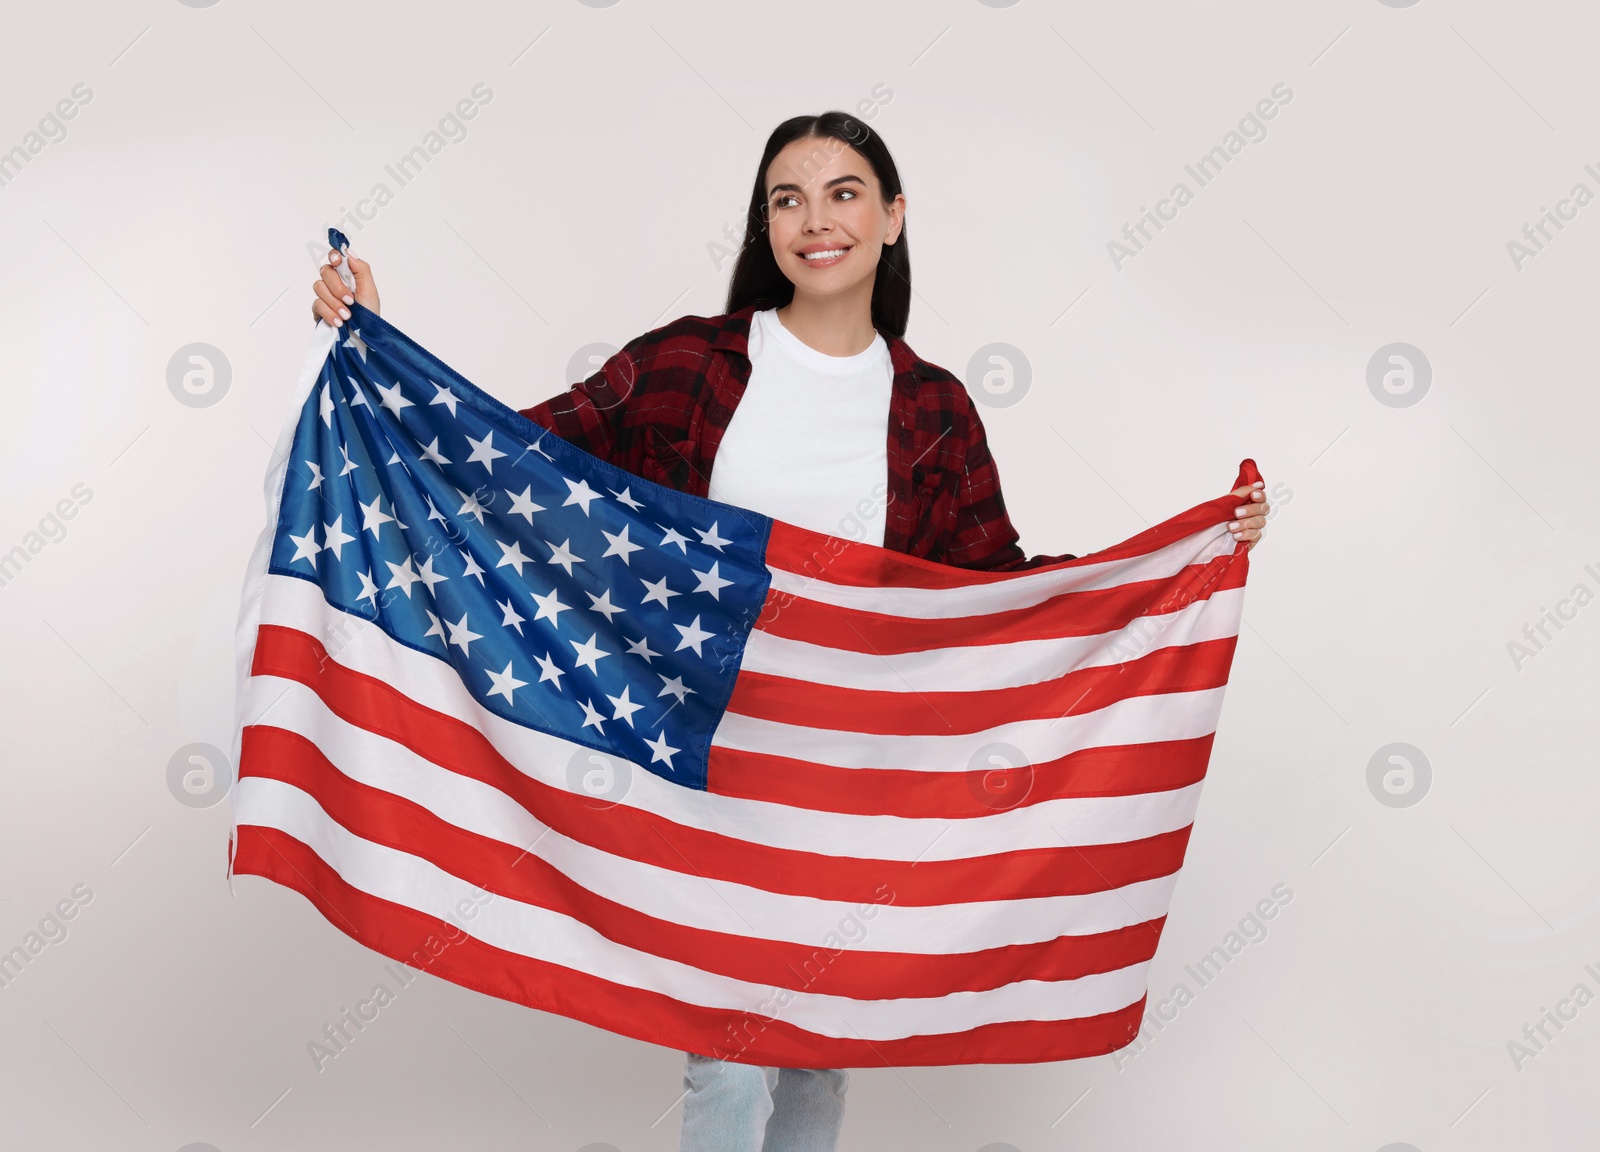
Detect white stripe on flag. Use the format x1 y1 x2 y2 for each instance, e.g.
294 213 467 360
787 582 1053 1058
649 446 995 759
710 687 1230 771
738 585 1246 693
244 670 1206 863
764 522 1236 618
240 775 1155 1041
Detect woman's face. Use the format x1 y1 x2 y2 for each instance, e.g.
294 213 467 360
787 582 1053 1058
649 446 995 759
763 136 904 302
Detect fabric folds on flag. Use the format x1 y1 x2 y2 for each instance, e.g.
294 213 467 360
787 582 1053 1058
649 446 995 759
231 268 1256 1068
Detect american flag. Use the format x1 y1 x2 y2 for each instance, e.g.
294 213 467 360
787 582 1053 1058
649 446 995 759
230 261 1256 1068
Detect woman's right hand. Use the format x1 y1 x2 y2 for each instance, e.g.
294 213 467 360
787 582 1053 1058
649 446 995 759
311 248 380 327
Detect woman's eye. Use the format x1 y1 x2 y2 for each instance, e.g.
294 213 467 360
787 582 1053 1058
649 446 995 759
837 189 856 200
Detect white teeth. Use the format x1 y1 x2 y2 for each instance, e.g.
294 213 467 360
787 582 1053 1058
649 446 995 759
801 248 849 261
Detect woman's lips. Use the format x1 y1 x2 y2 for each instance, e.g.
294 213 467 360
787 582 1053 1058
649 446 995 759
797 246 851 268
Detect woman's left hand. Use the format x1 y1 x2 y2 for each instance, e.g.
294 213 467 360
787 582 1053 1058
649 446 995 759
1228 481 1270 551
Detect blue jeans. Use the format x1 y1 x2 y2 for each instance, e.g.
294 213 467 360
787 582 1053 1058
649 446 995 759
678 1052 848 1151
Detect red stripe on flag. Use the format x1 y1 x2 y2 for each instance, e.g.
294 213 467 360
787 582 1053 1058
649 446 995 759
238 724 1167 997
249 624 1195 905
707 736 1216 818
726 637 1238 736
233 826 1149 1067
756 558 1247 653
764 500 1247 589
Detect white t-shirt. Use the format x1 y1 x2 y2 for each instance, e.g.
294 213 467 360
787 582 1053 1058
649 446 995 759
706 308 894 546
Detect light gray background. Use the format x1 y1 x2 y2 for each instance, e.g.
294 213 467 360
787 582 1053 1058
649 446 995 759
1 0 1595 1149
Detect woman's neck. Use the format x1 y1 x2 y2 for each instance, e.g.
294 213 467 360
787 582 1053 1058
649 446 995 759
775 284 878 357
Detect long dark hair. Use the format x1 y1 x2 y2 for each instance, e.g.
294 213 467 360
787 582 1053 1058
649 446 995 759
724 111 911 338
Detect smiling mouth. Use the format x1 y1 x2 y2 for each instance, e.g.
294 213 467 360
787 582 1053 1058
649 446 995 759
798 246 851 266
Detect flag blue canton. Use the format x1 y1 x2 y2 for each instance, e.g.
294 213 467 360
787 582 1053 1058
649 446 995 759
268 302 773 791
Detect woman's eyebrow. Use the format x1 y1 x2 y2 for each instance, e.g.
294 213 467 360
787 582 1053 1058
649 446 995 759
767 174 867 197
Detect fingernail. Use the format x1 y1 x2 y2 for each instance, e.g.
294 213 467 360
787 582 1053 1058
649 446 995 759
338 307 350 319
342 294 354 305
1253 481 1263 487
1228 521 1240 529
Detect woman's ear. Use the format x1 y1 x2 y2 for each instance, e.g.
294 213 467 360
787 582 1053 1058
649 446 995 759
884 193 906 246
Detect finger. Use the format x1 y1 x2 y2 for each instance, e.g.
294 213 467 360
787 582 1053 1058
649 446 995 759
312 277 350 327
343 254 378 310
320 261 356 304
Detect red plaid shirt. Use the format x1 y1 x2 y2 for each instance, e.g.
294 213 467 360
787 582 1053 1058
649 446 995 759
518 305 1074 572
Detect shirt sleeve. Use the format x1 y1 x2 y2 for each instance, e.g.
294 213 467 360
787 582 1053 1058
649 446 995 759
943 400 1077 573
516 344 641 466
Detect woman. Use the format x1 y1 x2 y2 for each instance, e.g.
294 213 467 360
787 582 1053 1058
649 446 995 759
311 110 1268 1152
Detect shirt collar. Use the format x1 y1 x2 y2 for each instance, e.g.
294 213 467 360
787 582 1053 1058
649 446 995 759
712 303 928 391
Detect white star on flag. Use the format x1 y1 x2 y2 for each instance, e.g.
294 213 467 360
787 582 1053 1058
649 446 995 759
531 588 570 626
498 597 526 635
545 538 583 576
428 380 460 416
360 495 395 539
657 674 695 704
456 488 487 523
484 661 527 704
606 685 644 727
288 526 321 566
445 612 482 655
645 730 679 768
496 539 533 575
601 525 643 565
570 633 610 673
466 431 508 474
695 521 732 552
416 555 448 593
563 477 603 515
534 652 565 690
626 635 660 662
674 615 713 657
321 514 356 561
384 556 422 598
377 380 414 418
506 485 545 523
692 561 733 600
641 575 679 608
